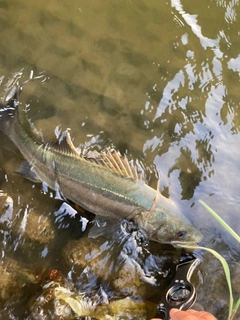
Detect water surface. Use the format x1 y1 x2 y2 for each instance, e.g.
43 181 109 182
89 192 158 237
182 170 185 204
0 0 239 319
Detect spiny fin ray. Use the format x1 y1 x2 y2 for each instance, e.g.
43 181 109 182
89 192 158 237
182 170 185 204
46 130 144 182
83 148 144 182
46 130 80 158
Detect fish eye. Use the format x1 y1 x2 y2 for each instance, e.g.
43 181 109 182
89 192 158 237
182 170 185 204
177 230 187 239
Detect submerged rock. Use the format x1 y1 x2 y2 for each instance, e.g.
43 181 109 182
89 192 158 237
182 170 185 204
53 286 156 320
20 210 55 245
0 258 20 301
61 222 179 319
112 254 168 301
63 237 105 270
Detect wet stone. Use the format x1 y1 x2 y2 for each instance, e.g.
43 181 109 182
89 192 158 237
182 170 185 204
0 258 20 301
26 269 74 320
23 211 55 244
63 234 163 303
2 203 56 262
117 62 139 79
112 260 161 301
103 85 125 112
108 298 156 320
63 237 104 269
93 110 115 129
12 209 55 245
113 261 146 296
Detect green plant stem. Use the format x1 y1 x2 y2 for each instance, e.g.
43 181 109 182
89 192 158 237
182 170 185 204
228 299 240 320
234 298 240 311
199 200 240 243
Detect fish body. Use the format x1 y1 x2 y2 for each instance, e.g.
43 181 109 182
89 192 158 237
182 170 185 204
0 86 202 245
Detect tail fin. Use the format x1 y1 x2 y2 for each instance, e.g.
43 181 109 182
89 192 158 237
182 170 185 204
0 86 22 134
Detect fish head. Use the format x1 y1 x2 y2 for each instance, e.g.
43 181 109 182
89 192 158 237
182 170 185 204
147 214 203 246
142 196 203 246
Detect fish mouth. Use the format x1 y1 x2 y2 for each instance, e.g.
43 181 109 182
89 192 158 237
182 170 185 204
170 235 203 247
148 222 203 246
170 240 199 247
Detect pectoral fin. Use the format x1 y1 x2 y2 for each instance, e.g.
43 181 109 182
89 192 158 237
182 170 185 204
15 161 41 183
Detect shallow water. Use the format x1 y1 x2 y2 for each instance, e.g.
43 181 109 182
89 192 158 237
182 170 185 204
0 0 239 319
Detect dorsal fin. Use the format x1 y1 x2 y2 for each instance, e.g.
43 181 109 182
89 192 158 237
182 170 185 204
46 130 80 158
46 130 144 182
82 147 144 182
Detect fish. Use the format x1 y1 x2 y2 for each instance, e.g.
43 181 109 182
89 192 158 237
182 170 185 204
0 85 202 245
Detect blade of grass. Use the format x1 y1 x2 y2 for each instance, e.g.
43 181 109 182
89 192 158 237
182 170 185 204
178 244 233 319
199 200 240 243
229 299 240 320
234 299 240 311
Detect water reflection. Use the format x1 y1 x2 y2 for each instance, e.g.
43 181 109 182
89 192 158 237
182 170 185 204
140 0 240 207
0 0 239 319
